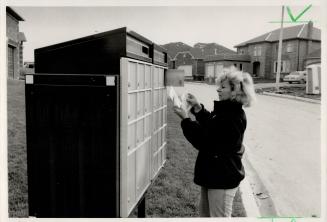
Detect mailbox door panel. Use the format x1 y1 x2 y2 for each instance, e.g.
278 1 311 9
121 58 154 217
128 62 137 90
127 152 136 211
128 93 137 121
121 59 167 217
137 92 145 118
137 64 145 89
136 140 150 199
144 65 151 89
150 65 167 180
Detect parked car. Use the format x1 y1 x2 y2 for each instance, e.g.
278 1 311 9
19 62 35 80
283 71 307 84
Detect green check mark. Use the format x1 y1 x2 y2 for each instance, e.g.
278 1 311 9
286 5 312 22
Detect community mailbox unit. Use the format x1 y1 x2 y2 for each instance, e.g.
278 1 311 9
25 27 168 217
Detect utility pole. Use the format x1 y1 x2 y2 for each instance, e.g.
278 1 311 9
276 5 285 92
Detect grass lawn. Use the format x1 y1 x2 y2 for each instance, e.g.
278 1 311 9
258 85 321 100
7 79 246 218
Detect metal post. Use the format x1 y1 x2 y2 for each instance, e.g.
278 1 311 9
276 6 285 92
137 196 146 218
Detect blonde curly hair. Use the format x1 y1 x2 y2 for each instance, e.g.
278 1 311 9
215 66 256 107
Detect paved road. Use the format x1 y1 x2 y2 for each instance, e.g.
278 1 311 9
174 82 321 217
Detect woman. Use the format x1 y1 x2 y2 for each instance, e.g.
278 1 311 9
174 66 256 217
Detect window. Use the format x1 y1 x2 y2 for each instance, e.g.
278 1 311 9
274 60 290 73
240 64 243 71
254 46 262 56
239 49 245 55
286 43 293 53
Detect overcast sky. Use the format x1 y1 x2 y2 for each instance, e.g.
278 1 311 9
12 5 322 62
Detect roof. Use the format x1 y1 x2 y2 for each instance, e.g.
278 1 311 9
306 48 321 59
6 7 24 21
190 47 204 59
204 53 251 62
235 23 321 47
174 51 195 59
192 43 236 59
161 42 192 58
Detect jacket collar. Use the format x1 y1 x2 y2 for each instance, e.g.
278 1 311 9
213 100 243 113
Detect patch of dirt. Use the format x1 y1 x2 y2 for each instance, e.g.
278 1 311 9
257 86 321 100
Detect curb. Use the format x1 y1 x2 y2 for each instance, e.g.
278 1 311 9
239 147 261 217
261 92 321 104
239 176 261 217
241 144 279 217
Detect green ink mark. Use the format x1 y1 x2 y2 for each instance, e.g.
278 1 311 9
286 5 312 22
258 216 302 222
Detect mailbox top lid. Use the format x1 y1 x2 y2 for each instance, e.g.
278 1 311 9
35 27 153 54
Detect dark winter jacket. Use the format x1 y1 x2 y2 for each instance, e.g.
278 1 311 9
181 99 247 189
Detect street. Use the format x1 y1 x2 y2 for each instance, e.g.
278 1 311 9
174 82 321 217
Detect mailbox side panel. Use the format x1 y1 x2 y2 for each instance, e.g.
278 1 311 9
26 75 120 217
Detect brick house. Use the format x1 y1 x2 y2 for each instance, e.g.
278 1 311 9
7 7 26 79
163 42 236 80
304 48 321 67
234 22 321 79
203 54 251 83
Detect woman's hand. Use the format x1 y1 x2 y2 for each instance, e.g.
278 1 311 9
186 93 202 113
174 106 189 119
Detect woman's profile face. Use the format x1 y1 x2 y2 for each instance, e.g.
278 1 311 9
217 79 232 101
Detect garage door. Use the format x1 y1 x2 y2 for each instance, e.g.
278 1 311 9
8 46 14 79
205 63 214 78
177 65 192 77
215 64 224 79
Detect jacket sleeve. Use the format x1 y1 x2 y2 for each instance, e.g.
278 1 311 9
181 113 246 154
180 118 205 150
190 104 211 126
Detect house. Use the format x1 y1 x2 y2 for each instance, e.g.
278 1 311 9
163 42 192 70
203 54 251 83
234 21 321 79
6 7 26 79
162 42 236 80
304 48 321 67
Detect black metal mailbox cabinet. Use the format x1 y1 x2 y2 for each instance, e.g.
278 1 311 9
26 74 120 217
26 27 168 218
